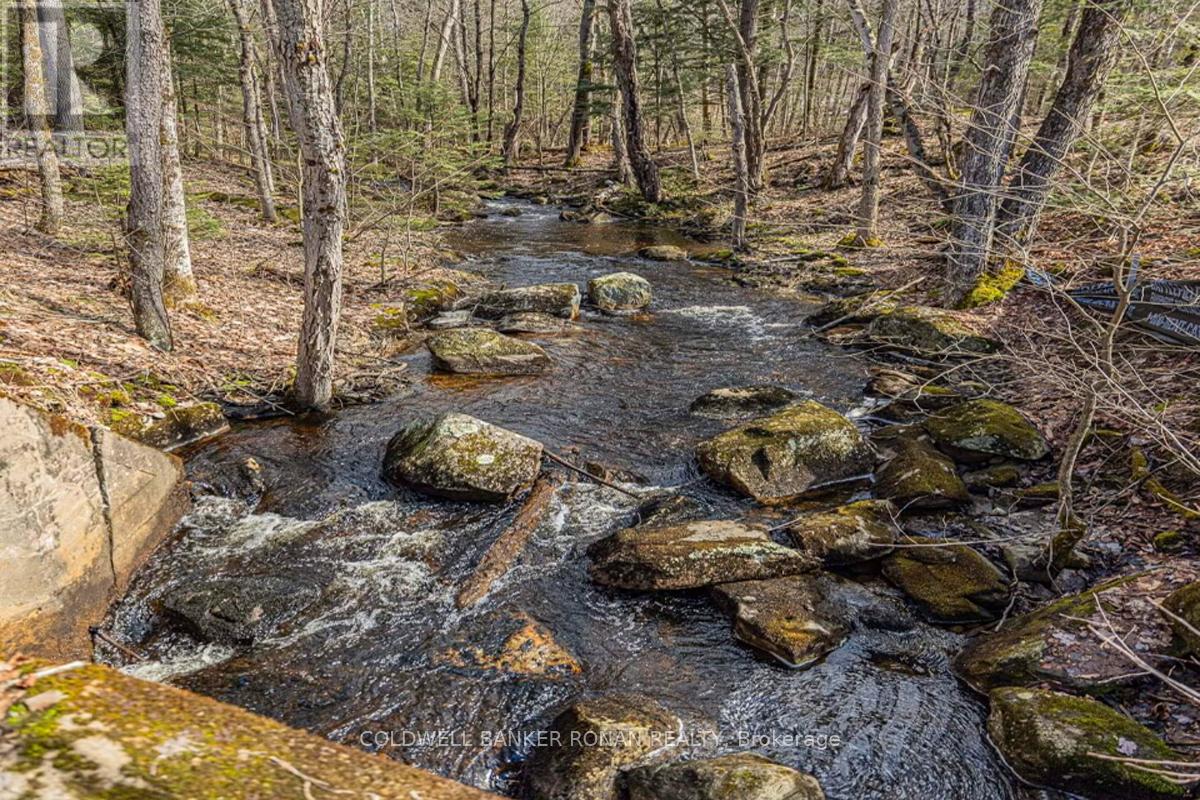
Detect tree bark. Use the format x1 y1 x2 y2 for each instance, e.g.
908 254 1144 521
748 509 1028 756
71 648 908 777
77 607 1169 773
996 0 1130 244
35 0 84 133
565 0 597 166
610 91 634 186
19 0 63 235
267 0 348 411
160 34 195 298
608 0 661 202
726 64 749 250
945 0 1043 304
501 0 530 164
855 0 899 244
823 80 869 188
229 0 277 222
125 0 173 349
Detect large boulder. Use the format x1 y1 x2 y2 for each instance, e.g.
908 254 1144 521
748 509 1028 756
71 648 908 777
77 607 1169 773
710 574 854 668
588 520 815 590
864 305 999 355
874 438 969 510
473 283 581 320
426 328 552 375
639 244 688 261
383 413 543 502
688 385 798 420
924 399 1050 463
523 695 680 800
695 402 874 505
624 754 824 800
160 576 319 645
783 500 896 565
881 538 1011 624
987 687 1188 800
588 272 652 313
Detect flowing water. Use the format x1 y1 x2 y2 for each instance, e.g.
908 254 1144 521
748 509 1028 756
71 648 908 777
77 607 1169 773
102 200 1019 800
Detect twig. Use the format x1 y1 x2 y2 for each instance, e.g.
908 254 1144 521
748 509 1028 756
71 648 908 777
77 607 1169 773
543 450 642 498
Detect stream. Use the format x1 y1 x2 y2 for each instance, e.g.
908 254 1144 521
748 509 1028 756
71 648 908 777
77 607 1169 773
101 200 1020 800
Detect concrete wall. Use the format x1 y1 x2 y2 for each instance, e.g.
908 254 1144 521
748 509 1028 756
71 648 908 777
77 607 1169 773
0 396 188 660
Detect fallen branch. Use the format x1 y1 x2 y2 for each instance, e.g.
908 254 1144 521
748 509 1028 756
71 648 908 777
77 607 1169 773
543 450 642 498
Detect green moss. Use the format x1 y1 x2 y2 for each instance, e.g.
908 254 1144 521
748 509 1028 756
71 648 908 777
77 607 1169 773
833 266 867 277
866 306 1000 355
961 261 1024 308
924 399 1050 462
185 203 225 240
0 363 36 386
1154 530 1184 551
881 537 1010 623
837 232 883 249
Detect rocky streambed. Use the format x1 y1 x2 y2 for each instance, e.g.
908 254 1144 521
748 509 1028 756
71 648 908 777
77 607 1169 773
98 200 1196 800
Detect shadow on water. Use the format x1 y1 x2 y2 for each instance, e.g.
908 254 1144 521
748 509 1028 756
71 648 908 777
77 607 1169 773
103 199 1017 800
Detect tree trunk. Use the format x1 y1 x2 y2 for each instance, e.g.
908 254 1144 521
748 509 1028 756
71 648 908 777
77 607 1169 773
736 0 764 193
608 0 661 202
823 80 869 188
267 0 348 411
501 0 530 164
611 91 634 186
19 0 63 235
230 0 278 222
945 0 1043 304
565 0 597 166
125 0 173 350
35 0 84 133
855 0 898 244
160 34 195 298
996 0 1129 244
802 0 824 134
726 64 749 250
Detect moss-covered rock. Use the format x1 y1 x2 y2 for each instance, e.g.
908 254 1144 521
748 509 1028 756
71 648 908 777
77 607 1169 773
874 438 969 510
866 369 963 412
865 305 999 355
639 244 688 261
495 312 571 335
588 272 653 313
783 499 896 565
382 413 543 502
624 753 825 800
803 292 896 327
0 663 498 800
695 402 875 505
924 399 1050 463
962 463 1023 491
587 520 815 590
426 328 551 375
1162 581 1200 656
960 261 1024 309
111 402 230 450
881 538 1010 623
987 687 1188 800
524 695 680 800
688 385 798 420
473 283 581 320
402 279 464 322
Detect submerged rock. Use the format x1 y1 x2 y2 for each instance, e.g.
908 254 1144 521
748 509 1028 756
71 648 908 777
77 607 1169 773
865 305 999 355
160 575 319 645
588 520 815 590
624 753 825 800
439 610 580 678
688 385 799 420
383 413 542 502
588 272 653 313
524 695 680 800
881 538 1010 624
639 244 688 261
711 574 853 668
473 283 581 320
496 312 571 334
924 399 1050 463
987 687 1188 800
426 328 551 375
784 499 896 565
695 401 874 504
633 494 712 528
874 438 969 510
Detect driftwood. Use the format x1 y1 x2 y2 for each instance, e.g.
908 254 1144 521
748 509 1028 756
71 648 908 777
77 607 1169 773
455 476 563 609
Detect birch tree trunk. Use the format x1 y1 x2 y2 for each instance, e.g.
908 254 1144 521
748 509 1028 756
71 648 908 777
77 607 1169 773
125 0 173 349
823 81 869 188
608 0 661 202
855 0 898 244
564 0 597 166
161 35 195 298
996 0 1129 244
19 0 63 235
501 0 530 165
229 0 278 222
267 0 348 411
945 0 1043 304
726 64 749 250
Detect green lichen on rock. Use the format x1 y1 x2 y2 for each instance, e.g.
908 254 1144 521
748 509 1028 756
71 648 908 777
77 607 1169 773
624 752 825 800
881 537 1010 624
924 399 1050 463
695 401 875 505
473 283 581 320
1154 530 1185 552
874 438 969 511
987 686 1187 800
0 663 497 800
865 305 999 355
588 272 653 313
1162 581 1200 656
111 402 230 450
426 328 551 375
639 244 689 261
960 262 1024 308
962 463 1023 491
784 499 896 565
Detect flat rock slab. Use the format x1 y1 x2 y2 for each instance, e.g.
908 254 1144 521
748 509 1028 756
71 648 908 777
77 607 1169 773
624 753 825 800
472 283 581 320
987 687 1187 800
160 575 319 645
881 537 1011 624
688 385 798 420
784 499 896 565
588 272 652 313
383 413 543 502
588 520 815 590
426 328 551 375
924 399 1050 463
695 401 874 504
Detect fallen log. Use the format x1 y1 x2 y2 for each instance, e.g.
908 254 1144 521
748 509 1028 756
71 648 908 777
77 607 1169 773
455 476 563 609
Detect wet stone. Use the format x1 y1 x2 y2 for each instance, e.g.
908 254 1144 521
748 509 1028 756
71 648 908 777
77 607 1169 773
472 283 581 320
688 385 799 420
588 272 653 313
783 499 896 565
160 575 319 645
881 537 1011 624
624 753 825 800
426 328 552 375
874 438 969 511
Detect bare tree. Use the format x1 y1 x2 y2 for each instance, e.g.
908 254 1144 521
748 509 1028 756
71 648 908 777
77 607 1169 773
854 0 898 245
35 0 84 133
502 0 530 164
19 0 63 235
565 0 597 166
608 0 661 202
726 64 749 250
230 0 278 222
611 91 635 186
267 0 349 410
161 35 195 299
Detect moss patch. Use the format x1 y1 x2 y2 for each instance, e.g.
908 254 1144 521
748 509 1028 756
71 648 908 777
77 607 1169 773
960 261 1024 308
